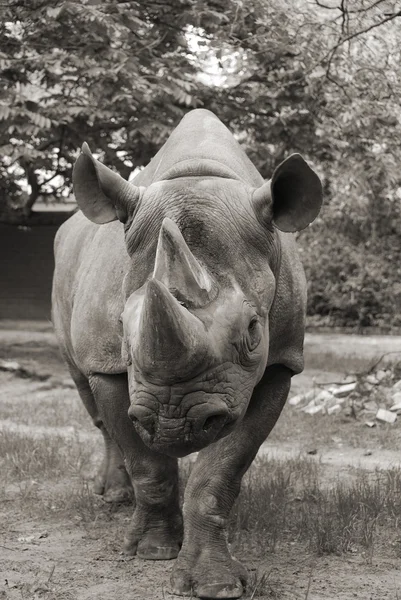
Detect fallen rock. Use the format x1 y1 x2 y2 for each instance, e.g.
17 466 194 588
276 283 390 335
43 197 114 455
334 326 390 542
289 363 401 420
375 369 388 382
315 389 336 403
17 535 36 543
303 404 325 415
389 400 401 413
289 389 316 406
0 360 21 372
0 360 50 381
362 400 378 413
329 382 357 397
391 391 401 404
376 408 397 424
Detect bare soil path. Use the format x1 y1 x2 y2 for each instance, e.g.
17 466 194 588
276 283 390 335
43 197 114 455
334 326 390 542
1 324 401 599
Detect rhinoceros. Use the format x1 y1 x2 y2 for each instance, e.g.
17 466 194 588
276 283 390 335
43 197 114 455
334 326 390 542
52 109 322 599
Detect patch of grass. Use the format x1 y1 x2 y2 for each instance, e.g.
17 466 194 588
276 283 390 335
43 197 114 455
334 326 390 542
0 428 130 524
0 429 97 482
44 480 106 522
3 426 401 565
230 457 318 553
246 568 282 599
0 377 92 431
231 456 401 561
45 479 134 525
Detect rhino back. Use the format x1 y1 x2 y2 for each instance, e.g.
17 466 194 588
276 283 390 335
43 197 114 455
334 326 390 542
133 109 264 187
52 211 129 374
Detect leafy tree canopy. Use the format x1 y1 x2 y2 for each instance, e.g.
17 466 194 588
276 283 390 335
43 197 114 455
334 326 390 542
1 1 400 212
0 0 208 215
1 0 401 327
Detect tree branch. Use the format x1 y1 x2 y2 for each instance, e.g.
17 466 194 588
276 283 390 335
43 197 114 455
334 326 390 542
314 0 339 9
314 0 388 13
324 10 401 60
37 137 61 152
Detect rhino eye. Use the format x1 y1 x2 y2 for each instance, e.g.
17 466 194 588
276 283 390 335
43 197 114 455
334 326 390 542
246 317 261 352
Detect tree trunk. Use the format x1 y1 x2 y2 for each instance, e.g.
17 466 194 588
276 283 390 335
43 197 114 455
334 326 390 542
20 158 40 217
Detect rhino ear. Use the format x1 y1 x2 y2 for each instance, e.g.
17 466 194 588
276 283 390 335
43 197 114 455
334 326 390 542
72 142 141 225
252 154 323 233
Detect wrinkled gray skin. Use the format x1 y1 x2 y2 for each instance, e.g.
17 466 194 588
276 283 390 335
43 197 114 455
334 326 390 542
52 109 322 599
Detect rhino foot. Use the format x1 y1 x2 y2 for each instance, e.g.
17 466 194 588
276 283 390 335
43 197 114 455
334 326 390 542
102 485 133 504
123 507 183 561
123 535 181 561
171 552 247 599
93 462 133 504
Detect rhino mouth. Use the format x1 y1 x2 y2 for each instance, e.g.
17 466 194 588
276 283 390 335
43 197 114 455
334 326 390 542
128 398 236 457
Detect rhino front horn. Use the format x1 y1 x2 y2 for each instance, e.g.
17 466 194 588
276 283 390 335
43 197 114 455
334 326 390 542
134 279 208 380
153 217 216 308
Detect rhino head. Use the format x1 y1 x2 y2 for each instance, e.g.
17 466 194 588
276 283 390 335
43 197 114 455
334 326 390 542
73 118 322 457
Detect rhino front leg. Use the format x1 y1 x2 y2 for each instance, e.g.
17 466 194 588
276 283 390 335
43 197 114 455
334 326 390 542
89 373 183 559
171 365 291 599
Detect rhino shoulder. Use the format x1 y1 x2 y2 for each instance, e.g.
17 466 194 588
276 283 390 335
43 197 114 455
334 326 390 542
267 231 307 375
53 213 128 375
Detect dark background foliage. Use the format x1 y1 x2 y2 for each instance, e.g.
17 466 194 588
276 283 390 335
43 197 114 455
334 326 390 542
1 0 400 328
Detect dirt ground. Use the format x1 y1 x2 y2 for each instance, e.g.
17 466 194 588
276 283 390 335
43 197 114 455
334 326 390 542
1 323 401 600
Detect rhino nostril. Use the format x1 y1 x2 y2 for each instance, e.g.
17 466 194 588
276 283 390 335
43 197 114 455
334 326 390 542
128 405 155 436
202 414 227 433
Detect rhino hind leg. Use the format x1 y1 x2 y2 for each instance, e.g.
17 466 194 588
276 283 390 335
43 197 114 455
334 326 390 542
94 425 133 504
67 365 132 503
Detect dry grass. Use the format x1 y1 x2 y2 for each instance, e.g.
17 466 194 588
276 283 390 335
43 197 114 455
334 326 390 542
0 428 131 527
246 568 283 599
0 429 96 482
231 456 401 561
0 375 92 431
2 426 401 568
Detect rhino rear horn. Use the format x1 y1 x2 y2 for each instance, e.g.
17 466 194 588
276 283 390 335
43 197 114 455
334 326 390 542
73 142 141 224
252 154 323 232
153 217 216 308
134 279 208 380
